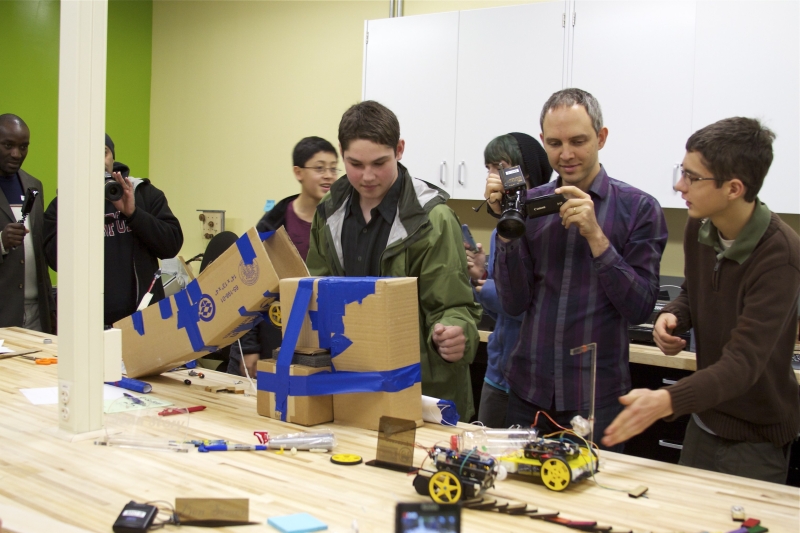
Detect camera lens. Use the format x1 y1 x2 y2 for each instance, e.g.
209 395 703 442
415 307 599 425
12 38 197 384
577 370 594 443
105 179 123 202
497 211 526 240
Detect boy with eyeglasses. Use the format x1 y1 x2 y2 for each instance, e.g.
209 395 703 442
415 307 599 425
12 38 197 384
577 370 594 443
603 117 800 483
228 136 339 377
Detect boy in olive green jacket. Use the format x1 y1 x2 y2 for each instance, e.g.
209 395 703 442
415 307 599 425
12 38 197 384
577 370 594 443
306 101 481 420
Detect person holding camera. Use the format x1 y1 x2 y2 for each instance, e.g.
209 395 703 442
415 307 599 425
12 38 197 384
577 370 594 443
306 101 481 421
43 134 183 326
227 136 339 378
466 132 552 428
0 114 54 333
485 89 667 449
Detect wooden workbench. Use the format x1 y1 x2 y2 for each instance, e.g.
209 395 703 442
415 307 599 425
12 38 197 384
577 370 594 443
0 328 798 533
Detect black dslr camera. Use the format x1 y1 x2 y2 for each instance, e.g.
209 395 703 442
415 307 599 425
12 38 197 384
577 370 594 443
496 165 567 240
496 165 528 240
105 172 123 202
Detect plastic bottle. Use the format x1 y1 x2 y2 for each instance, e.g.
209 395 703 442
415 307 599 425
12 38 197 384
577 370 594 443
450 427 539 457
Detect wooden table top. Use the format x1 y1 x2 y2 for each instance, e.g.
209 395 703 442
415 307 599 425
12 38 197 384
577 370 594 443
0 327 798 533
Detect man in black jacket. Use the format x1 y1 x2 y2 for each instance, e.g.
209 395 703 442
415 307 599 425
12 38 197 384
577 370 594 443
228 136 338 377
43 134 183 326
0 114 54 332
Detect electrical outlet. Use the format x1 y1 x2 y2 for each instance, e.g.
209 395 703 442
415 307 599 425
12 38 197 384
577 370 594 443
60 405 70 421
197 210 225 240
59 380 71 421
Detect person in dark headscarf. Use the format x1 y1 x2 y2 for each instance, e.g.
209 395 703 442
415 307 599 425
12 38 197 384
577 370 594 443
465 132 552 427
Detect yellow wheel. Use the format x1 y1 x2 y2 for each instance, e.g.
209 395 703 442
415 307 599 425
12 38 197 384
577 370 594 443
268 301 282 327
541 457 571 491
429 471 462 504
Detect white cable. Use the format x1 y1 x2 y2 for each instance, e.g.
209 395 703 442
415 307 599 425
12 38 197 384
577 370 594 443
238 338 257 394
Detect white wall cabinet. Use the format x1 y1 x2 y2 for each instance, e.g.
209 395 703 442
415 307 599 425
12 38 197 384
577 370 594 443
363 12 460 190
570 0 697 209
363 1 799 214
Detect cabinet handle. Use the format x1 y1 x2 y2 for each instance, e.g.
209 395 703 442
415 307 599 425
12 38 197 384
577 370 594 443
672 163 680 192
662 378 677 385
457 161 465 186
439 161 446 185
658 439 683 450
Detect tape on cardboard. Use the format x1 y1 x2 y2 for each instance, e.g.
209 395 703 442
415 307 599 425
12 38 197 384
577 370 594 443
132 311 145 336
235 232 257 265
257 364 421 397
258 230 275 242
159 298 172 319
267 277 420 421
174 279 218 353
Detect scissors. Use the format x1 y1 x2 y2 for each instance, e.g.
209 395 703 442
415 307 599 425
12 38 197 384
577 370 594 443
34 358 58 365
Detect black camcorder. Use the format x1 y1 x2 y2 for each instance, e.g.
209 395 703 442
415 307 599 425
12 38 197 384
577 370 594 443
496 165 566 240
105 172 123 202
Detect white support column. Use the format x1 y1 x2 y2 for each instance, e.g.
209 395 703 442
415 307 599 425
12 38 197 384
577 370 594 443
56 0 107 435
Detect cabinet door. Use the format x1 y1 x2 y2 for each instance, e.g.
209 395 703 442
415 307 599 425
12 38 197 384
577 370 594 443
692 1 799 215
363 13 460 190
452 2 566 200
571 1 697 208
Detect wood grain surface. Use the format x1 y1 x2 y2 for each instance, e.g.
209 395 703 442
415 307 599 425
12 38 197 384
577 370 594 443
0 328 798 533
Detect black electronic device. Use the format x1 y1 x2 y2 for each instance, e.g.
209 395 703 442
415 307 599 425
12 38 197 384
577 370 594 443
18 188 39 224
461 224 477 252
112 501 158 533
395 502 461 533
629 290 692 346
105 171 124 202
496 165 528 240
525 192 566 219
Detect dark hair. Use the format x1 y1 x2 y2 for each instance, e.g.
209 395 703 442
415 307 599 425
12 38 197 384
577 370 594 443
685 117 775 202
292 136 337 167
484 134 523 168
338 100 400 153
0 113 28 131
540 88 603 134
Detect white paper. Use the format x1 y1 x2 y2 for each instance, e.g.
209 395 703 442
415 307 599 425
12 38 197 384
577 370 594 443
20 385 133 405
0 340 12 355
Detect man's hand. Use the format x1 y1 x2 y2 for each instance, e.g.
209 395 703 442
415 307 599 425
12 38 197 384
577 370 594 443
432 323 466 363
465 242 486 281
1 222 28 250
653 312 686 355
111 171 136 217
472 279 486 294
602 388 674 447
556 185 609 257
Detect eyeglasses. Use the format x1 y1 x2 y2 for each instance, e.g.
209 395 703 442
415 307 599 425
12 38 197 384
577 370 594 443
301 166 341 176
673 165 729 188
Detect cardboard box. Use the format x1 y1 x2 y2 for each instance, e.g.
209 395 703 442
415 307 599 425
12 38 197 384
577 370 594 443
256 359 333 426
261 277 423 431
115 227 308 378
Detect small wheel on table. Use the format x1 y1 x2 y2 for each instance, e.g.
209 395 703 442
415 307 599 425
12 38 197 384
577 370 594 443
541 457 571 491
429 471 462 504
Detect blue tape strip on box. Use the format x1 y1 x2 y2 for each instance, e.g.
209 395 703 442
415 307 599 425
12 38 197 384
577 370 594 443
159 298 172 319
260 277 421 421
132 311 145 335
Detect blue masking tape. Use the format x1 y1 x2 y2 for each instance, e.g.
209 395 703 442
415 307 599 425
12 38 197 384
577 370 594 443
258 230 275 242
313 278 377 356
173 280 218 353
132 311 145 336
263 290 279 299
235 232 257 265
257 363 421 397
273 278 316 421
158 298 172 319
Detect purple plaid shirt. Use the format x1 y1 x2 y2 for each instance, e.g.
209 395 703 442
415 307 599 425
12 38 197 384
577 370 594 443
494 167 667 411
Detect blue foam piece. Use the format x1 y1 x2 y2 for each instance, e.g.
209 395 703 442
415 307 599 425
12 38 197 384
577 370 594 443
267 513 328 533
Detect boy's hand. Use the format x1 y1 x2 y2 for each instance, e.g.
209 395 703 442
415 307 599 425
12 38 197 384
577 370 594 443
432 324 466 363
653 313 686 355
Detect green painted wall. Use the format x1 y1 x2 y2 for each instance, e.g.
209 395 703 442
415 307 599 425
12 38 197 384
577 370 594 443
1 0 153 283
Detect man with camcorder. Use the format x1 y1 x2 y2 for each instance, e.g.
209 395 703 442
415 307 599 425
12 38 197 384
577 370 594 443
43 134 183 326
484 88 667 450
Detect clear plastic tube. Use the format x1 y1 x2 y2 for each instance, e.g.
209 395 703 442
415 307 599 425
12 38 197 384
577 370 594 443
266 431 337 451
450 427 539 457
